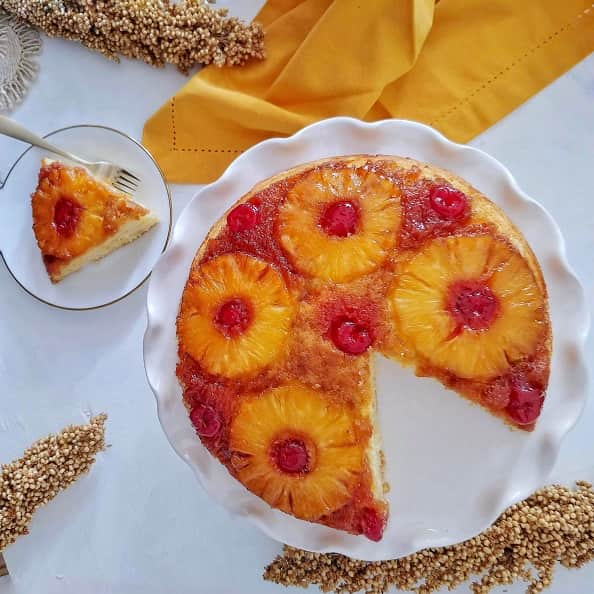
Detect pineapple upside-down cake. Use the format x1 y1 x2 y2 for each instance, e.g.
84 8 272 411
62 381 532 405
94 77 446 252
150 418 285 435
176 156 551 541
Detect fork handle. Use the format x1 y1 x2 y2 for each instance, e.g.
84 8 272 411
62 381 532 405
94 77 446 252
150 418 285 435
0 116 89 166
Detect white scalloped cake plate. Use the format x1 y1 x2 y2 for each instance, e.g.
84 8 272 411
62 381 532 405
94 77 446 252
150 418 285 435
144 118 589 561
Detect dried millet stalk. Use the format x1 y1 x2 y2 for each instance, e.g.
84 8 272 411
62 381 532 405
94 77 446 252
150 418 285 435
0 1 265 72
264 482 594 594
0 414 107 551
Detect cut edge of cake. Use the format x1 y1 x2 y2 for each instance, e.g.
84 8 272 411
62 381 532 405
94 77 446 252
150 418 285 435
365 356 388 504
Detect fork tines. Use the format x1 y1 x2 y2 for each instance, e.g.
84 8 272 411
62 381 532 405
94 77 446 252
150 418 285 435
113 169 140 194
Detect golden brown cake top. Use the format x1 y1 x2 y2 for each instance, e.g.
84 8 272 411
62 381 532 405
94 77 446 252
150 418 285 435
176 155 551 541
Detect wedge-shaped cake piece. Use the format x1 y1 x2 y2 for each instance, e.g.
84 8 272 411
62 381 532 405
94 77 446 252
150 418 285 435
31 159 158 282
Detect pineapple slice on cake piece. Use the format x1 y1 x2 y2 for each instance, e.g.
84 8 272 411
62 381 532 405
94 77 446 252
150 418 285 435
278 166 401 283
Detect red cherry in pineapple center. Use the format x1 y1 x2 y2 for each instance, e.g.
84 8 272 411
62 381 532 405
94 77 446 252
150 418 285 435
214 298 251 337
271 438 310 474
227 202 260 232
320 200 359 237
190 404 222 438
331 317 372 355
54 196 82 237
447 281 499 331
429 185 468 219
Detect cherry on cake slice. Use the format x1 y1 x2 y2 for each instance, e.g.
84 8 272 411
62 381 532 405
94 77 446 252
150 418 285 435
31 159 158 283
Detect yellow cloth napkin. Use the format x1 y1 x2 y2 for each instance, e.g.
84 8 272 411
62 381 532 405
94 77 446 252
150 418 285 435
143 0 594 184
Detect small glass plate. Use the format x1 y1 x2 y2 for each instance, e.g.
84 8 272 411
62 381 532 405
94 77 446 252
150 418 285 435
0 125 172 310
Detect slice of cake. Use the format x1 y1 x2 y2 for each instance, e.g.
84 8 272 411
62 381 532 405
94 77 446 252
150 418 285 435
31 159 158 283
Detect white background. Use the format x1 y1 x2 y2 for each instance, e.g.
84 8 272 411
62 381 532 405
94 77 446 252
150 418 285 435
1 1 593 592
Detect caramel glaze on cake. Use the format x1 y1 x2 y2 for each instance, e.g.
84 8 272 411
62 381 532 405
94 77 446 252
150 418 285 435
176 155 551 541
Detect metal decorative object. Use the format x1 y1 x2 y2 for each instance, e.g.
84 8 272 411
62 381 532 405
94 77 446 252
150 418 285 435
0 12 40 113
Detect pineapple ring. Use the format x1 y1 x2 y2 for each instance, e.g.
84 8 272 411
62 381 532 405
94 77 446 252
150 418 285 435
388 235 547 380
178 254 296 378
278 166 400 283
229 383 363 521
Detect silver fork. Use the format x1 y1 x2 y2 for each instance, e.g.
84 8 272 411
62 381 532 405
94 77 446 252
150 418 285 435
0 116 140 194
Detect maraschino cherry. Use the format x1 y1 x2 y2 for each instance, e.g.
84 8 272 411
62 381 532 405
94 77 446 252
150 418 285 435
360 507 384 542
447 281 499 332
429 185 468 220
331 317 372 355
190 404 222 438
506 380 544 425
320 200 359 237
271 438 309 474
54 197 82 237
227 201 260 232
214 298 251 337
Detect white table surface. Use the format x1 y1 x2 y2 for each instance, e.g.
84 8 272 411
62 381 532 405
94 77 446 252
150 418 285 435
1 2 593 592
